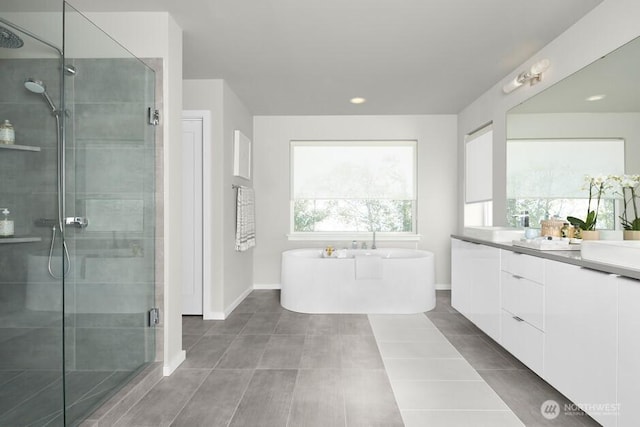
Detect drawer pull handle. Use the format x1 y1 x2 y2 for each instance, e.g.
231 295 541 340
513 316 524 322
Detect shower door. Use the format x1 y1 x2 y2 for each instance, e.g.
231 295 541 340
62 4 157 425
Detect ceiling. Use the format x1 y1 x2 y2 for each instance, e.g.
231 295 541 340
1 0 603 115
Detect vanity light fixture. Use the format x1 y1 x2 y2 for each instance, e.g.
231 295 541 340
350 97 366 104
502 59 551 94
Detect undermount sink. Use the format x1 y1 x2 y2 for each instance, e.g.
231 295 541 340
463 226 525 242
580 240 640 271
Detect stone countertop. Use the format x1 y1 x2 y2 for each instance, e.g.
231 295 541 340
451 234 640 281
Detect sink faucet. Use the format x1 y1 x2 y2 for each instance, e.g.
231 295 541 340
512 211 530 228
372 231 377 250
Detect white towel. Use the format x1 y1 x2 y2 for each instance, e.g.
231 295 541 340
355 255 383 280
235 186 256 252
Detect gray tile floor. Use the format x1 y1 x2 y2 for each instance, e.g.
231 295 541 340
105 290 602 426
370 313 523 426
427 291 601 427
116 290 402 427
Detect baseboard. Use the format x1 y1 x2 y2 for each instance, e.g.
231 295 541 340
163 349 186 376
225 286 253 317
201 286 254 320
203 310 225 320
256 283 445 291
253 283 281 290
201 285 279 321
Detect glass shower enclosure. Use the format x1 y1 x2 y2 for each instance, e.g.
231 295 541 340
0 3 157 425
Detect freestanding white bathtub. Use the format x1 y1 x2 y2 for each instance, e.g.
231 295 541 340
281 248 435 314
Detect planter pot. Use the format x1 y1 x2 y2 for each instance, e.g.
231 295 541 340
581 230 600 240
623 230 640 240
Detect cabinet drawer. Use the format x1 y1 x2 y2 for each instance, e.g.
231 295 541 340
501 271 544 330
501 310 544 375
501 250 545 284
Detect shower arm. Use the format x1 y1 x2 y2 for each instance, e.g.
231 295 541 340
0 17 62 56
43 91 59 115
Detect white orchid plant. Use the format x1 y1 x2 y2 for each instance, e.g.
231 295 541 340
567 174 612 231
611 174 640 231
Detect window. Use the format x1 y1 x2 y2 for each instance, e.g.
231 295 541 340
290 140 417 235
507 138 625 228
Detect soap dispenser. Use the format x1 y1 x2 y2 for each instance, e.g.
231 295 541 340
0 120 15 145
0 208 14 237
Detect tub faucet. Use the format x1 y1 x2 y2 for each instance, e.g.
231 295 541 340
372 231 377 250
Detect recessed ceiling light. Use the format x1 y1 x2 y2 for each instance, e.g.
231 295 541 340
585 94 606 101
350 97 366 104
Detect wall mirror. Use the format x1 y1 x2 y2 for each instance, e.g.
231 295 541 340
506 36 640 229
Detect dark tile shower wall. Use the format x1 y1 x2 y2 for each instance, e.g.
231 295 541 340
64 57 156 372
0 57 62 363
0 57 65 425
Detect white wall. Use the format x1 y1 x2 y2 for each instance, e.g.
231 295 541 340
253 115 458 287
222 82 255 309
85 12 185 375
458 0 640 230
183 79 254 318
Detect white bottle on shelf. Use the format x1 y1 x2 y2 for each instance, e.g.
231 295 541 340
0 120 15 145
0 208 15 237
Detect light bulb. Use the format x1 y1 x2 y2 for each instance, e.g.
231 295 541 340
530 58 550 75
503 77 524 94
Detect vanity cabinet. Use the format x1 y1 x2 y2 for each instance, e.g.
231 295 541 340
617 275 640 427
451 238 473 317
451 236 640 426
544 261 618 427
451 238 501 342
470 244 501 342
500 251 544 375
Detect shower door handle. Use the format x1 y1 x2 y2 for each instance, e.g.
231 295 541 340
65 217 89 228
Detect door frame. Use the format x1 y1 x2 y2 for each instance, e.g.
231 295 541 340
182 110 211 316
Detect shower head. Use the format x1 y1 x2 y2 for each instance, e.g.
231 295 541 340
0 25 24 49
24 78 46 94
24 78 58 114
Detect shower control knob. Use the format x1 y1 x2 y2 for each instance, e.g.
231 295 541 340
65 217 89 228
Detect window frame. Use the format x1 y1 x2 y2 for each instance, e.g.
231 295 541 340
288 140 420 241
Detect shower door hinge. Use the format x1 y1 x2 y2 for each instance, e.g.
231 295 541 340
148 107 160 126
148 308 160 327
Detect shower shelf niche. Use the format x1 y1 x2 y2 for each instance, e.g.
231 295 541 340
0 144 41 152
0 237 42 244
